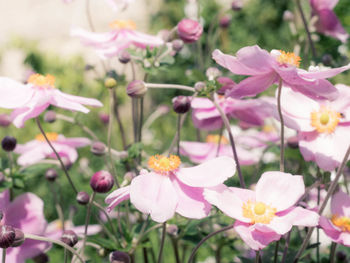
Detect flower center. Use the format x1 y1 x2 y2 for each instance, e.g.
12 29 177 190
262 124 276 133
109 19 136 30
27 74 56 88
310 106 341 134
35 132 59 142
277 50 301 67
148 155 181 174
205 135 229 144
242 200 276 224
331 214 350 232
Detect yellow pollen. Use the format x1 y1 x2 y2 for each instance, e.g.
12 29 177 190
27 74 56 87
310 106 341 134
205 135 229 145
277 50 301 67
242 200 276 224
262 125 275 133
331 214 350 232
148 155 181 174
109 19 136 30
35 132 59 142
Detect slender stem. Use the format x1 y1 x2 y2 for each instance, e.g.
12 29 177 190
138 98 144 163
85 0 95 32
329 242 337 263
281 231 291 263
216 127 224 157
255 251 260 263
170 237 181 263
2 249 5 263
24 233 84 263
64 248 68 263
187 225 233 263
276 78 285 172
80 191 96 259
212 96 246 188
132 98 138 143
36 117 78 194
146 83 195 93
273 241 279 263
112 89 127 149
143 247 149 263
176 114 181 155
316 182 321 263
92 201 117 237
157 222 167 263
49 182 65 231
167 114 187 155
294 144 350 262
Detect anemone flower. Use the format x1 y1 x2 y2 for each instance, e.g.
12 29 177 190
275 84 350 171
14 133 91 166
71 19 164 59
310 0 349 43
0 190 50 263
204 172 319 250
105 156 236 222
212 45 350 100
0 74 102 128
319 190 350 246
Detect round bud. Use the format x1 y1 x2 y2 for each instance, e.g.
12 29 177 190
283 10 294 22
43 111 56 123
118 50 131 64
109 251 131 263
166 224 178 236
61 157 72 170
124 171 136 182
172 96 191 114
177 19 203 43
194 81 206 92
206 67 222 81
76 191 90 205
231 0 242 11
60 230 78 247
0 225 15 248
105 78 118 89
91 142 106 156
99 113 110 125
171 39 184 52
11 228 25 247
98 248 106 257
322 54 333 66
90 170 114 193
0 114 11 127
336 251 347 262
45 168 58 182
127 80 148 98
219 15 231 28
1 136 17 152
287 136 299 149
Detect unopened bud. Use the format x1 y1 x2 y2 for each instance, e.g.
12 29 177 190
322 54 333 66
231 0 243 11
1 136 17 152
166 224 178 236
127 80 147 98
118 51 131 64
33 253 49 263
90 170 114 193
194 81 206 92
11 228 25 247
91 142 106 156
172 96 191 114
61 230 78 247
283 10 294 22
99 113 110 125
0 114 11 127
45 168 58 182
110 251 131 263
43 111 56 123
76 191 90 205
177 19 203 43
287 136 299 149
206 67 221 81
105 78 118 89
0 225 15 248
336 251 347 262
124 171 136 182
171 39 184 52
219 15 231 28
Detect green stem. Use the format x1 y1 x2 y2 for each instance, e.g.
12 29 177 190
273 241 279 263
112 89 127 149
145 83 195 93
2 249 6 263
170 237 181 263
64 248 68 263
176 114 181 156
157 222 167 263
277 78 284 172
255 251 260 263
329 242 337 263
49 182 65 232
80 191 96 258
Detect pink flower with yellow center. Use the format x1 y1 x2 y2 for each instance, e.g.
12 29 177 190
204 172 319 250
105 156 236 222
14 133 91 166
0 74 102 128
275 84 350 171
212 45 350 100
71 19 164 59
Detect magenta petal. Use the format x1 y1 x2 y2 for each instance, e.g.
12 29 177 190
105 186 131 212
0 190 10 211
57 137 91 147
301 63 350 80
0 78 35 109
319 216 342 242
331 190 350 217
176 156 236 187
6 239 51 263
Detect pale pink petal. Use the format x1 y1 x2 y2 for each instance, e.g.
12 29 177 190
176 156 236 187
56 137 91 148
105 186 131 212
331 190 350 217
127 31 164 48
0 190 10 211
47 143 79 164
319 216 342 241
288 79 339 101
287 206 320 227
0 78 35 109
73 224 102 236
16 146 47 166
192 111 223 131
180 142 217 163
311 0 338 10
71 27 117 46
5 240 51 263
300 64 350 80
191 98 215 109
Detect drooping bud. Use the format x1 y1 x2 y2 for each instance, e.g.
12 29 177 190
91 142 106 156
127 80 147 98
0 114 11 127
90 170 114 193
105 78 118 89
171 39 184 52
118 50 131 64
11 228 25 247
61 230 78 247
172 96 191 114
76 191 90 205
109 251 131 263
1 136 17 152
45 168 58 182
0 225 15 248
219 15 231 28
177 19 203 43
43 111 56 123
194 81 206 92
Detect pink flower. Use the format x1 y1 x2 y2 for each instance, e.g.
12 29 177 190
311 0 349 43
276 84 350 171
71 20 164 59
177 19 203 43
212 45 350 100
105 156 236 222
14 133 91 166
204 172 319 250
0 190 50 263
319 190 350 246
0 74 102 128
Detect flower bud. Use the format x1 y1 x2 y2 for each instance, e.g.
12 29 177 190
336 251 347 262
1 136 17 152
172 96 191 114
99 113 110 125
171 39 184 52
118 50 131 64
45 168 58 182
177 19 203 43
0 114 11 127
287 136 299 149
105 78 118 89
206 67 221 81
194 81 206 92
219 15 231 28
90 170 114 193
61 230 78 247
166 224 178 236
127 80 147 98
283 10 294 22
0 225 15 248
124 171 136 182
43 111 56 123
33 253 49 263
109 251 131 263
76 191 90 205
231 0 243 11
61 157 72 170
91 141 106 156
322 54 333 66
11 228 25 247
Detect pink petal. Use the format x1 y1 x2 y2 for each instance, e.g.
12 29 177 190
6 239 51 263
16 146 47 166
191 98 215 109
71 27 117 46
176 156 236 187
57 137 91 148
0 190 10 211
180 142 217 163
105 186 131 212
311 0 338 10
126 30 164 48
288 79 339 101
0 78 35 109
319 216 342 242
300 63 350 80
331 190 350 217
192 111 223 131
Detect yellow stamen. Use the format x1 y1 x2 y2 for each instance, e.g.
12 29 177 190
148 155 181 174
277 50 301 67
109 19 136 30
35 132 59 142
205 135 229 145
262 124 276 133
310 106 341 134
27 74 56 88
331 214 350 232
242 200 276 224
